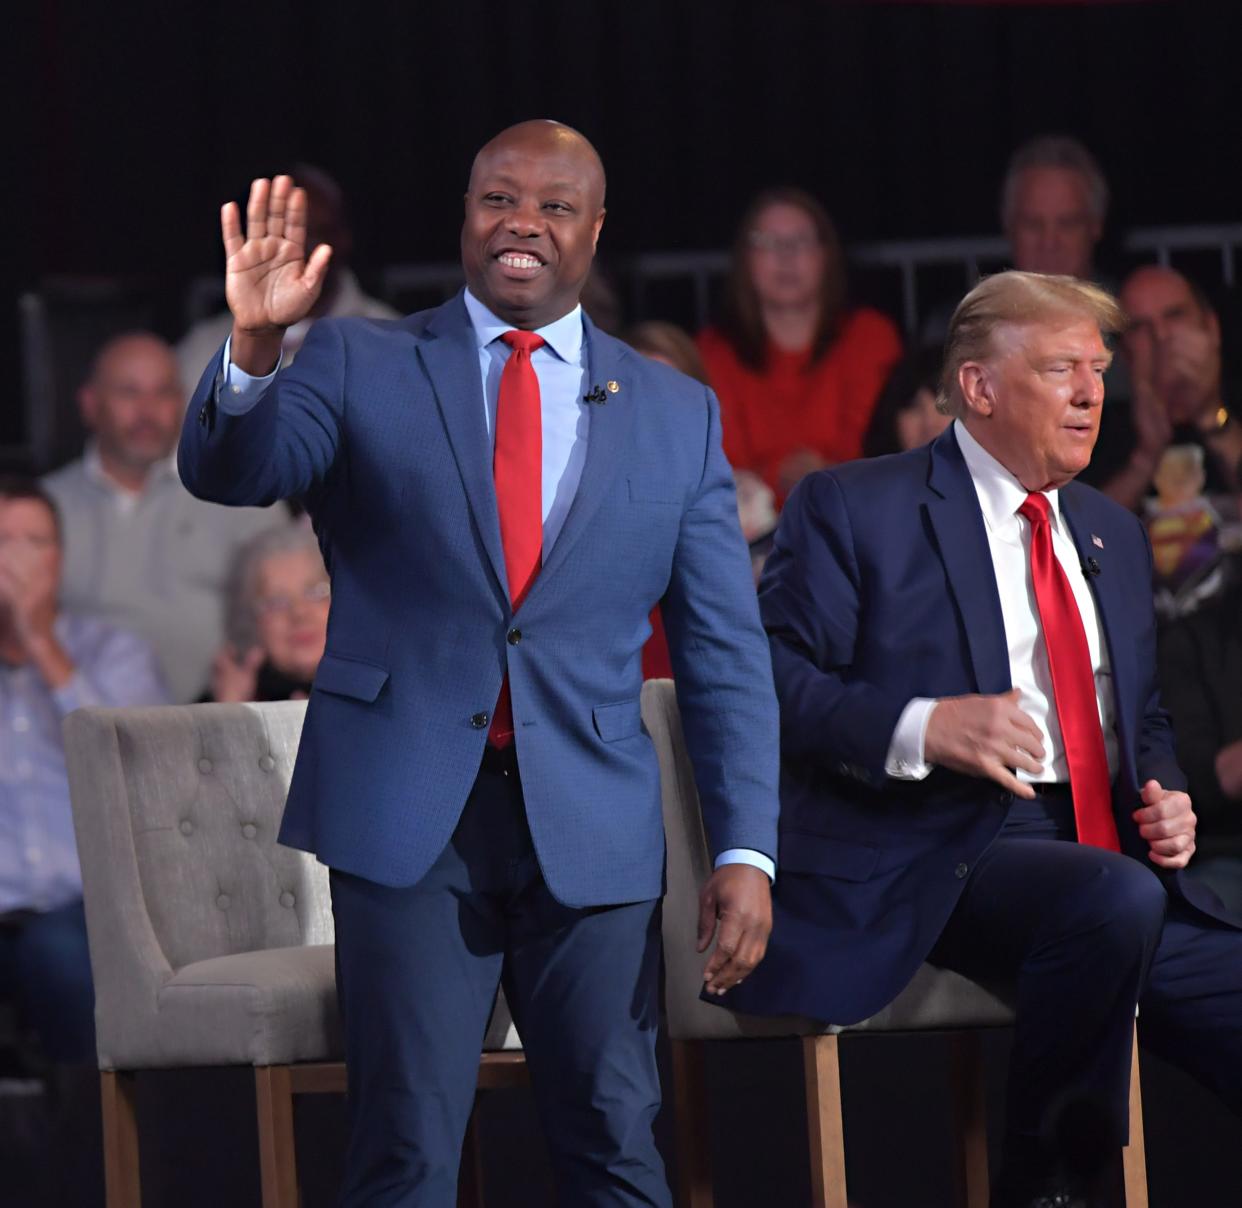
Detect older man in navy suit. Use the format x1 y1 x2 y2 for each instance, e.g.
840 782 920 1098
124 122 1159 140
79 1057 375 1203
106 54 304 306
178 122 779 1206
727 272 1242 1207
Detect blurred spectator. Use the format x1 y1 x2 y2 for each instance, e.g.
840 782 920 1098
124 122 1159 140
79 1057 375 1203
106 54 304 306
1001 134 1108 279
580 263 625 335
1158 560 1242 912
0 477 166 1070
209 525 329 702
176 165 398 390
626 321 709 382
861 346 951 458
698 188 902 501
42 333 282 702
1084 265 1242 511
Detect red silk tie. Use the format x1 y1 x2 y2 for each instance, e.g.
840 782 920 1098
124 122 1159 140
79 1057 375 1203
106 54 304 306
488 330 546 748
1018 492 1120 851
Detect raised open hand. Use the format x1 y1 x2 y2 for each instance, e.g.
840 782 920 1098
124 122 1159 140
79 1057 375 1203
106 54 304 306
222 176 333 335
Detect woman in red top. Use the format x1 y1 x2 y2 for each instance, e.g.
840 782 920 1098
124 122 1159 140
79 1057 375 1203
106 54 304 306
698 188 903 501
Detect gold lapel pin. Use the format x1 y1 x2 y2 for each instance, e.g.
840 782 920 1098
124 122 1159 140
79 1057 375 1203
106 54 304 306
606 380 620 394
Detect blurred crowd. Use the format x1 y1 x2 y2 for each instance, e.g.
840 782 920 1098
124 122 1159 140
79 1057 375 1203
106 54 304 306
4 132 1242 1202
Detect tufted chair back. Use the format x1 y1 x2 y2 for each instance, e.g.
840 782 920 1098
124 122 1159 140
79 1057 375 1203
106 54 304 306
64 700 335 1068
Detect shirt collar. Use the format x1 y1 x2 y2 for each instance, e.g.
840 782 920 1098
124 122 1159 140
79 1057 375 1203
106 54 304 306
463 288 584 367
83 441 179 497
953 419 1063 536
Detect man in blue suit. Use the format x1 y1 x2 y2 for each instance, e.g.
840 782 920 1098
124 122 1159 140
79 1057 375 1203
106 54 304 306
178 121 779 1206
727 272 1242 1207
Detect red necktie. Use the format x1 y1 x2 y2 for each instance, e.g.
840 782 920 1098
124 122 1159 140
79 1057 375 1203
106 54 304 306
1018 492 1120 851
488 330 546 748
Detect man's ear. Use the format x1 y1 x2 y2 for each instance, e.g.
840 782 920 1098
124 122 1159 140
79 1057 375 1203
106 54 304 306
958 361 995 418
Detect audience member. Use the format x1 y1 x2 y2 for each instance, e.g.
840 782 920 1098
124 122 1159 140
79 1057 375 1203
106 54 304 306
176 165 398 390
1001 135 1109 279
626 320 709 383
861 346 951 457
42 333 282 702
209 524 329 702
698 188 902 501
1158 560 1242 913
0 477 166 1069
1085 265 1242 511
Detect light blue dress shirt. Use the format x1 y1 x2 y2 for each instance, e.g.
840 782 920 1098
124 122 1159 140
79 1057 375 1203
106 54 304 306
216 297 774 881
0 615 168 914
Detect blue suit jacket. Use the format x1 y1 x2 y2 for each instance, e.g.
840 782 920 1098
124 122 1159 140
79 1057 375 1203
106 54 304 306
726 424 1227 1024
178 294 779 908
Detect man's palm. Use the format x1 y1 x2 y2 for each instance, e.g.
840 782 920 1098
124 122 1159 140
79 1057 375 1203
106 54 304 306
222 176 333 333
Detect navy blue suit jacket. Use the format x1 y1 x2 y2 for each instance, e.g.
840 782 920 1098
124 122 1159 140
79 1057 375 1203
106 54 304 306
727 424 1226 1025
178 294 779 908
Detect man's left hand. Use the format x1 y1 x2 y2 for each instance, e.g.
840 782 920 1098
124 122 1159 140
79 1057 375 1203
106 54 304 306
697 864 772 996
1133 779 1196 869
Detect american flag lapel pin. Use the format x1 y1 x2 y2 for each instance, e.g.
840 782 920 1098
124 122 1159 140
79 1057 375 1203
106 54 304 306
1092 534 1104 549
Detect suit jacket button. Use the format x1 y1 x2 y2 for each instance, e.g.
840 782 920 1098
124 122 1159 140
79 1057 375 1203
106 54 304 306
954 862 969 879
471 712 489 729
507 628 522 646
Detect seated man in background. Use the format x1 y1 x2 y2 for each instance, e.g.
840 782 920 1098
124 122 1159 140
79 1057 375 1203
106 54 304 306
1158 560 1242 913
208 523 329 702
177 164 397 389
0 476 165 1196
1084 264 1242 511
42 333 281 701
728 272 1242 1208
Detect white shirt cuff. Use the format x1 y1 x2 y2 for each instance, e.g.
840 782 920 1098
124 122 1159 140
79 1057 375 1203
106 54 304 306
715 848 776 883
216 335 280 414
885 698 938 780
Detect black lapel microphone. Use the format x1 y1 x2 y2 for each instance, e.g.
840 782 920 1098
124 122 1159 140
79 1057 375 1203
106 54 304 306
1082 556 1102 578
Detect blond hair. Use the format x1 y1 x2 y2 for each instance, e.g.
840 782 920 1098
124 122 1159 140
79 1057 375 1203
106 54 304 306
937 272 1124 416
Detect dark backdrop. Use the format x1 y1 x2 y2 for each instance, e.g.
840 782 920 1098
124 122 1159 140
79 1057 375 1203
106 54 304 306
19 1 1242 283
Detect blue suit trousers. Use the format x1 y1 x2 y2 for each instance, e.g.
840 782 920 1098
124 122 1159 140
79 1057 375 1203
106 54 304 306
329 755 671 1208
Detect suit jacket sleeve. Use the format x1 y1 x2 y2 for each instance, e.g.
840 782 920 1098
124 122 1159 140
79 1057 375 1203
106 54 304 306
659 386 780 862
758 470 910 784
177 320 347 506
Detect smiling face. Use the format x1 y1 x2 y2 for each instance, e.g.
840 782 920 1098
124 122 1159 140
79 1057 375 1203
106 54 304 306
461 122 606 330
960 317 1111 491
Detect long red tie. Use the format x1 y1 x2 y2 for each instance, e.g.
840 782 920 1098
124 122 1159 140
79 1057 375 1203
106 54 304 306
488 330 545 748
1018 492 1120 851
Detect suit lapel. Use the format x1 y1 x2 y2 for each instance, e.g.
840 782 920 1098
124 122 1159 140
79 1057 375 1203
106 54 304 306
416 296 509 596
1059 486 1137 773
924 428 1012 695
524 319 636 598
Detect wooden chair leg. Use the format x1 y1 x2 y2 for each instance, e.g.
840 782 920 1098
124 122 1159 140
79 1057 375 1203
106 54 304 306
255 1065 300 1208
948 1032 990 1208
457 1098 486 1208
802 1034 848 1208
1122 1022 1148 1208
670 1039 713 1207
100 1069 141 1207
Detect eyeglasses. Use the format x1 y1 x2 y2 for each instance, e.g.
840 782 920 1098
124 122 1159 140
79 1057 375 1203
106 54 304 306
255 580 331 616
0 534 56 551
747 231 821 256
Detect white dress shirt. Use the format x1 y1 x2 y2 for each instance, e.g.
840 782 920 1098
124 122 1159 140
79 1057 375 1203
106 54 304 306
886 419 1118 783
216 295 775 879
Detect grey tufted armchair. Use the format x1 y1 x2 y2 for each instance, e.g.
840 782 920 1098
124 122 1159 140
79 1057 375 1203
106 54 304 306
63 700 522 1208
641 678 1150 1208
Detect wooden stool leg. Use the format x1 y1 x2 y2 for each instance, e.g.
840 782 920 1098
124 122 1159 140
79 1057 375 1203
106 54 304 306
1122 1022 1148 1208
255 1066 300 1208
670 1039 713 1207
100 1069 141 1207
949 1032 990 1208
457 1098 486 1208
803 1034 848 1208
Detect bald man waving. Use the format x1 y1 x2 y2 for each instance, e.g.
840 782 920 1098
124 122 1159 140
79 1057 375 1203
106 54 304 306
179 122 779 1206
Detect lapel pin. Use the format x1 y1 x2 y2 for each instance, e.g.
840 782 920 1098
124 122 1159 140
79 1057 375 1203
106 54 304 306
583 384 608 404
1092 534 1104 549
607 380 620 394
